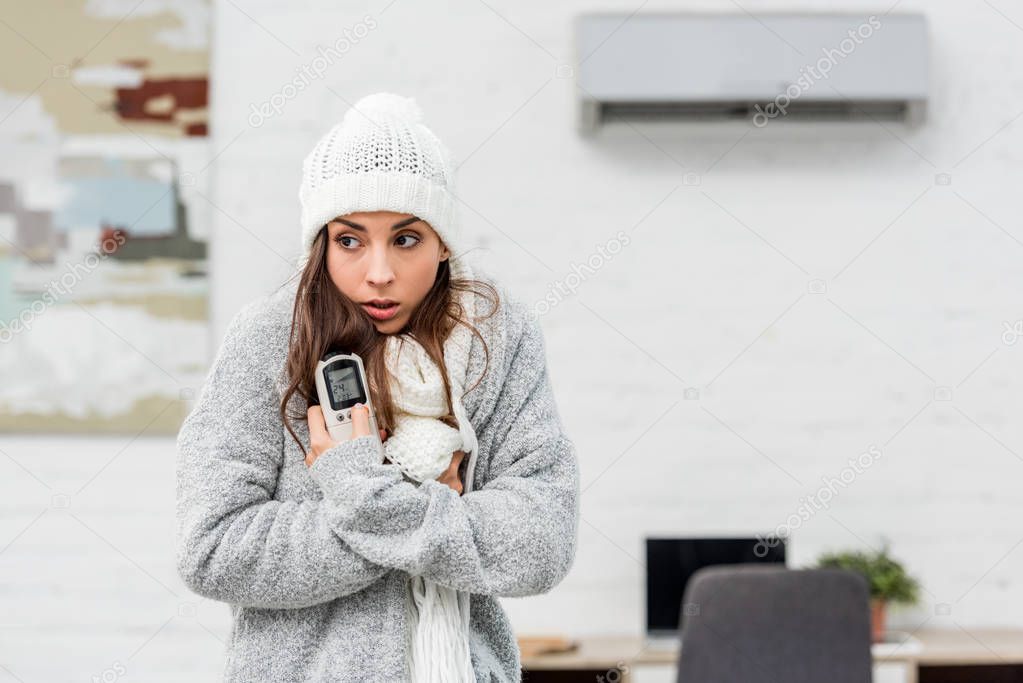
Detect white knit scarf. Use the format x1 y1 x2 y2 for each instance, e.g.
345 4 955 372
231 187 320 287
382 258 480 683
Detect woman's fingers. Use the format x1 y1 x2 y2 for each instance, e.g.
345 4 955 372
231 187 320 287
438 471 463 495
305 404 381 468
306 405 332 466
307 405 329 443
350 403 370 438
438 450 465 495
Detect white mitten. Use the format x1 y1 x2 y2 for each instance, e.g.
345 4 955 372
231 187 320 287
383 335 465 483
384 415 462 482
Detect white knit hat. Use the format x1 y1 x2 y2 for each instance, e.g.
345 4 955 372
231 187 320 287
297 92 467 278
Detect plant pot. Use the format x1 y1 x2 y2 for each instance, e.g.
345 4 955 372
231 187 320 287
870 598 887 642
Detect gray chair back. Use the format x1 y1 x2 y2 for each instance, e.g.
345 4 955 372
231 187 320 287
676 565 873 683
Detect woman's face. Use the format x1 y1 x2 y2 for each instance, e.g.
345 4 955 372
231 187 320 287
325 210 450 334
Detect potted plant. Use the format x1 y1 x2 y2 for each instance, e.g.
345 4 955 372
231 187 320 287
815 541 921 642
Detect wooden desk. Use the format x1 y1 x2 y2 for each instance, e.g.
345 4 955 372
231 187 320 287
520 629 1023 683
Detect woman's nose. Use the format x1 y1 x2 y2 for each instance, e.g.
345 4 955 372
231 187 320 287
365 247 395 286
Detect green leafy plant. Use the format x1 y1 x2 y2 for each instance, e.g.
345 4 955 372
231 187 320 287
815 541 920 605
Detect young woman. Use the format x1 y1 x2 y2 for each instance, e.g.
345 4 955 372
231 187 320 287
174 92 580 682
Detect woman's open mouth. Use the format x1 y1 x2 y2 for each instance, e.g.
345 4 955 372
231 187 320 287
362 300 400 321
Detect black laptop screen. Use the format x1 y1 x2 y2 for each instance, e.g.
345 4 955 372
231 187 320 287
645 537 786 635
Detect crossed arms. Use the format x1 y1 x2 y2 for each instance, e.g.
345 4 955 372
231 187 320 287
174 300 579 609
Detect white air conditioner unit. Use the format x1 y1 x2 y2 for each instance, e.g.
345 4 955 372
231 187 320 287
574 12 928 134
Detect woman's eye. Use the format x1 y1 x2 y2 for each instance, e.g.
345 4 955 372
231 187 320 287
333 233 420 249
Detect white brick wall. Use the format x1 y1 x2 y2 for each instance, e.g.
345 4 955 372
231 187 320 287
2 0 1022 679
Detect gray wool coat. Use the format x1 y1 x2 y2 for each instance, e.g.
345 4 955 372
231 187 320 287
174 272 580 682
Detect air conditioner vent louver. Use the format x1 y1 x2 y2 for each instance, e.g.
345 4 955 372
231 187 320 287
576 13 928 134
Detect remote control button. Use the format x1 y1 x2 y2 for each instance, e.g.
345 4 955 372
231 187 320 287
337 413 346 422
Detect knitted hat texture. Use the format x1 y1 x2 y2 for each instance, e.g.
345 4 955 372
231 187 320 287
297 92 464 276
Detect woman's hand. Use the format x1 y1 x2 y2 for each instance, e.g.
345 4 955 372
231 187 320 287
437 450 466 496
307 404 466 495
306 403 387 467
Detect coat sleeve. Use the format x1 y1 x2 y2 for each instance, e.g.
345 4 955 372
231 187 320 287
307 304 580 598
174 302 391 609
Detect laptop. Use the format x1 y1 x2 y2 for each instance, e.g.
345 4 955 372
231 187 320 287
644 536 787 651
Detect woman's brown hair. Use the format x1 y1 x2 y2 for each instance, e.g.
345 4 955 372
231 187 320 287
278 224 500 453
